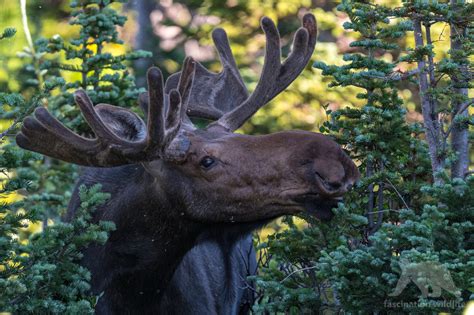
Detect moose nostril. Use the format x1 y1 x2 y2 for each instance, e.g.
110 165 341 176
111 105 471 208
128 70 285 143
315 172 343 191
328 181 342 191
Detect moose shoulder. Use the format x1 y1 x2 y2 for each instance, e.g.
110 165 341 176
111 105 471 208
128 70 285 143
16 14 359 314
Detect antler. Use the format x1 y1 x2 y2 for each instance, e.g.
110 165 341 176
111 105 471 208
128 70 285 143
16 67 194 167
165 14 317 130
213 13 317 131
163 30 248 121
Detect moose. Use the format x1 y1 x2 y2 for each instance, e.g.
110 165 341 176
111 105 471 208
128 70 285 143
16 14 359 314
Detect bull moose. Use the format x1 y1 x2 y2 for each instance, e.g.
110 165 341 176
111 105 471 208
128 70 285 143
16 14 359 314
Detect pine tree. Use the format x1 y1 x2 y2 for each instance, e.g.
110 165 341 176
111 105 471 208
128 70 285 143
396 1 473 182
39 0 151 129
253 1 472 313
0 0 151 310
0 27 114 313
1 183 115 313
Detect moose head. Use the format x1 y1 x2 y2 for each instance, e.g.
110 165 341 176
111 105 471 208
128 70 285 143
16 14 358 224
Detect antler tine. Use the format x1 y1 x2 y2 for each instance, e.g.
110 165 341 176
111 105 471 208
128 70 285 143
277 13 317 96
145 67 166 151
17 101 143 166
212 13 317 131
211 28 246 88
74 90 125 143
165 89 183 142
17 109 98 165
163 28 249 121
140 60 196 127
177 57 196 118
146 66 192 157
32 107 94 148
211 17 280 131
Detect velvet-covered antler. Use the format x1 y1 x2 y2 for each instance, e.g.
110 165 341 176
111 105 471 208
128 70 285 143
213 14 317 131
16 67 193 167
164 14 317 130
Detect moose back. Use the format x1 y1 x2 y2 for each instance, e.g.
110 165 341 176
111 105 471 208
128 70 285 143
16 14 359 314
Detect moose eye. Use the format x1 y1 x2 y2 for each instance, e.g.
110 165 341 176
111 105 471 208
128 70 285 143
199 156 216 169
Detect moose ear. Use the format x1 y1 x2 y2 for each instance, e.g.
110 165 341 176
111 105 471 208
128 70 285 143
95 104 147 141
138 92 149 120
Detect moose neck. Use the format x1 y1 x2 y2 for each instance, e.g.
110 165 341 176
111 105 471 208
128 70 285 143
74 165 205 312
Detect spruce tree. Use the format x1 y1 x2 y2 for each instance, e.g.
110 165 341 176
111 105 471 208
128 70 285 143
253 1 472 313
0 27 114 313
39 0 151 129
395 1 473 182
0 0 151 311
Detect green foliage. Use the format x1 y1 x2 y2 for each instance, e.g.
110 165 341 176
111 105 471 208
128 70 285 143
0 184 115 314
253 1 472 313
0 24 115 313
396 1 473 180
39 0 151 129
0 3 139 312
319 176 473 313
252 210 368 313
0 27 16 40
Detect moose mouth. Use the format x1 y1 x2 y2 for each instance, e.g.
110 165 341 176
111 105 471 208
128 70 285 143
296 194 342 222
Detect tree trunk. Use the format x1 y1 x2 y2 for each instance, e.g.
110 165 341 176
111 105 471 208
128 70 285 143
134 0 158 87
449 0 470 179
413 20 444 184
